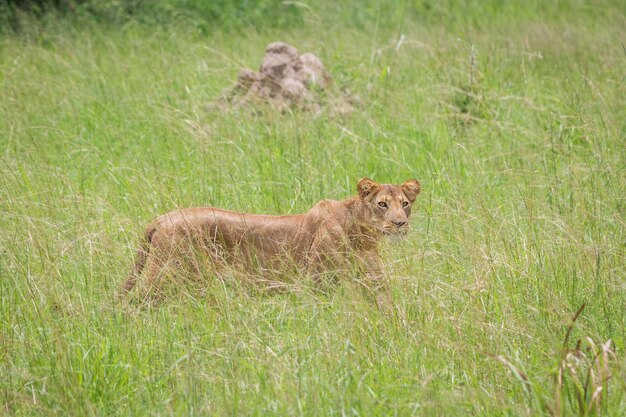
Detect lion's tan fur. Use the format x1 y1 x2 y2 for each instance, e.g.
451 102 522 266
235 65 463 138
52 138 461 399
123 178 420 299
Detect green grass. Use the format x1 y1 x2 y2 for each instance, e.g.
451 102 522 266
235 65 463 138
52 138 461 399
1 1 626 415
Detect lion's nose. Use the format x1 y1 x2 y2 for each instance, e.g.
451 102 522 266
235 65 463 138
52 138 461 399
392 220 406 228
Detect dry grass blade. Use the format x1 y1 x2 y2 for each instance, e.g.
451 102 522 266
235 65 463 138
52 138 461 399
494 355 531 394
554 304 619 417
563 303 586 347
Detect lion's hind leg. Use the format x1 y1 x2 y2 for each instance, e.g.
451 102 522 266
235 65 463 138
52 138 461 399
124 228 184 303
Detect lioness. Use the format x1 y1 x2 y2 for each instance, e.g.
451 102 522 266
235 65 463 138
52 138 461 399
123 178 421 300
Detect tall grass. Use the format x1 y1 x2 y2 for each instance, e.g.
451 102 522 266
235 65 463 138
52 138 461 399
1 1 625 415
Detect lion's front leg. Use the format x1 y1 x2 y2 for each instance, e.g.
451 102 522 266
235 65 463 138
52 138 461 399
355 250 394 312
357 250 384 287
305 224 351 287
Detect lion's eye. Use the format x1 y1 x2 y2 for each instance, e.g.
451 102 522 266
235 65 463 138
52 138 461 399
402 201 409 208
378 201 387 208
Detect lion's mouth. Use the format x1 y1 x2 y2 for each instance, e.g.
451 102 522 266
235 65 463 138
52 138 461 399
381 227 409 237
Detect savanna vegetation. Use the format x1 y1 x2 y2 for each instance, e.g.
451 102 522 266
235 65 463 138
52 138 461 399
1 0 625 415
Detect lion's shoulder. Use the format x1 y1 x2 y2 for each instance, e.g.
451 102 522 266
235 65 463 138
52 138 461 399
307 198 344 214
303 198 352 226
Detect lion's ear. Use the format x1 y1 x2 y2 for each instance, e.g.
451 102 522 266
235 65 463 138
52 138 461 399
357 178 381 202
401 179 421 202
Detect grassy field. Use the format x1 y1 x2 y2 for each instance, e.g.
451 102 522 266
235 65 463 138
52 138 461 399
1 0 625 415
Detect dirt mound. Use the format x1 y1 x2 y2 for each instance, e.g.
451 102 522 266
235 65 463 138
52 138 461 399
217 42 354 116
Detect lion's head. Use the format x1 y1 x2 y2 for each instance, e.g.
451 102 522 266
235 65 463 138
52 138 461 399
357 177 421 236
